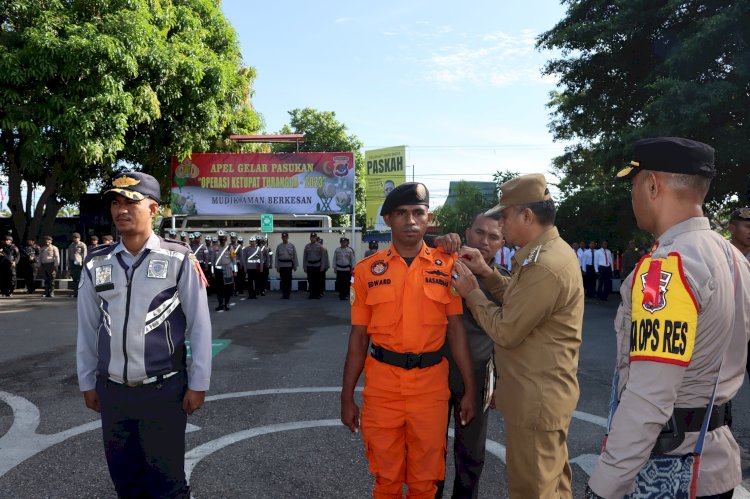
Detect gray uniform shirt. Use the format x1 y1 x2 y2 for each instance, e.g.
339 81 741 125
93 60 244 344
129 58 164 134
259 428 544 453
211 243 237 272
76 233 212 392
589 217 750 497
242 245 263 272
303 242 323 269
275 242 297 269
68 241 87 267
333 246 355 271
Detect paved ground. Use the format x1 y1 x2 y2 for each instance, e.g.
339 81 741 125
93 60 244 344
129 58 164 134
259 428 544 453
0 289 748 498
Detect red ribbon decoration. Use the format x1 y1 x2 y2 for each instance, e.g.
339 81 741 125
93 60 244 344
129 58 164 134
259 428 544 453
642 259 662 308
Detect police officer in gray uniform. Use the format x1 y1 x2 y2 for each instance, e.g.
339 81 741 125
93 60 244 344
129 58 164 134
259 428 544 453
76 172 211 499
274 232 297 299
333 237 355 300
211 230 236 311
242 236 264 299
303 232 324 299
587 138 750 498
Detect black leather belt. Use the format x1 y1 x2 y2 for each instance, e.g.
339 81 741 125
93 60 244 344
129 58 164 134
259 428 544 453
370 344 443 370
308 260 321 264
653 402 732 454
279 259 292 262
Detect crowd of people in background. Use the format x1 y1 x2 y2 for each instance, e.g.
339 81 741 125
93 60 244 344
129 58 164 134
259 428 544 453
0 232 116 297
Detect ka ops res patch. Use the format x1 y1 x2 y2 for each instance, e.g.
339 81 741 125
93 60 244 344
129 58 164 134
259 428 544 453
630 253 698 366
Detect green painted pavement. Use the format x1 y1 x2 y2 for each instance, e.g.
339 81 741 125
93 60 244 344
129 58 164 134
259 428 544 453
185 339 231 358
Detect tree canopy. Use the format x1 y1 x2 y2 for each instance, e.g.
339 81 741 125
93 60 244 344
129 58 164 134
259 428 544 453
273 108 365 229
433 181 496 236
537 0 750 248
0 0 261 240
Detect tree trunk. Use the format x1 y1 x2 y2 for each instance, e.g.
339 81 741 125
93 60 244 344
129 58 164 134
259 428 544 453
27 161 61 241
5 134 29 241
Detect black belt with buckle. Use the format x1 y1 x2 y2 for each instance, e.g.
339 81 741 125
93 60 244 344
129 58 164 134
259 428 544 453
370 344 443 370
652 401 732 454
308 260 321 264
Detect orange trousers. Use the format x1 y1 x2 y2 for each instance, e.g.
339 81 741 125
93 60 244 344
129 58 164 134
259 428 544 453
360 390 449 499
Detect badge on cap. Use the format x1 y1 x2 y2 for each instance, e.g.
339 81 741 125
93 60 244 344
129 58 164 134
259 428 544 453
147 259 169 279
112 176 140 188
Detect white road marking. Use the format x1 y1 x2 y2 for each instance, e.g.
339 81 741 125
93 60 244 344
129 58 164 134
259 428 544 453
2 386 749 497
573 410 607 428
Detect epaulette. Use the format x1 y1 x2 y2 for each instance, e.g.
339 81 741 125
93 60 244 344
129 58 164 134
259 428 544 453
522 245 543 267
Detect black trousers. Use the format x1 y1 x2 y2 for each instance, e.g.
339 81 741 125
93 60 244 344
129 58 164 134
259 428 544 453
212 269 233 307
306 266 322 298
584 265 597 298
235 267 245 294
436 367 490 499
246 269 263 298
21 263 38 293
41 262 55 297
279 267 293 298
71 264 83 297
597 266 612 300
96 372 189 499
335 270 351 299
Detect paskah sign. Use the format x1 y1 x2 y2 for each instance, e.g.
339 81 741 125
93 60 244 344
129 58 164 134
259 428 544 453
171 152 354 215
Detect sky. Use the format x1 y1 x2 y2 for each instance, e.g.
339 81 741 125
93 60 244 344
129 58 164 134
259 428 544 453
0 1 571 213
221 0 571 208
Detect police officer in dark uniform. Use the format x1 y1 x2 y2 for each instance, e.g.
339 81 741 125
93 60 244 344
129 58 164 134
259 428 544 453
435 213 507 499
211 230 236 311
19 237 41 294
0 235 20 296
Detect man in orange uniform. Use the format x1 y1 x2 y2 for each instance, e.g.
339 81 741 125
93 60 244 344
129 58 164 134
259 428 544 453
341 182 477 498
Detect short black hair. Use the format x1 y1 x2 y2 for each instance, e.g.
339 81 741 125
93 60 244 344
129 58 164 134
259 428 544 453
518 199 556 226
468 211 491 228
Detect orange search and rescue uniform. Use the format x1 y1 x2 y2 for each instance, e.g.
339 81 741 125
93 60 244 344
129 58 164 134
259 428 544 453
351 243 462 499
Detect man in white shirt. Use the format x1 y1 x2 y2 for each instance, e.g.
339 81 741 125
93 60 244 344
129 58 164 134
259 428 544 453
594 239 613 301
494 241 512 271
582 240 597 298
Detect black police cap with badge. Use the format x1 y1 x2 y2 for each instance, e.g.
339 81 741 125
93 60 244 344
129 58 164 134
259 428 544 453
379 182 429 215
616 137 716 180
105 172 162 202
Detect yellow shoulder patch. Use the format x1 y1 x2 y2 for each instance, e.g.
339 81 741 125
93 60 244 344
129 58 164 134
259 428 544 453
629 253 698 366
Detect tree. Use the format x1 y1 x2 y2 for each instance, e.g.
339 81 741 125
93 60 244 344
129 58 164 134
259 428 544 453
0 0 261 241
537 0 750 247
433 182 496 236
273 108 365 229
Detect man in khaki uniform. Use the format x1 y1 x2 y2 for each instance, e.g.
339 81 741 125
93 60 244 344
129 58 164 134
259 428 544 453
587 137 750 498
728 207 750 379
452 173 584 499
67 232 87 298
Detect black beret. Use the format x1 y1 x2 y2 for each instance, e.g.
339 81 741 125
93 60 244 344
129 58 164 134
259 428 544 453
105 171 162 202
617 137 715 180
380 182 429 216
